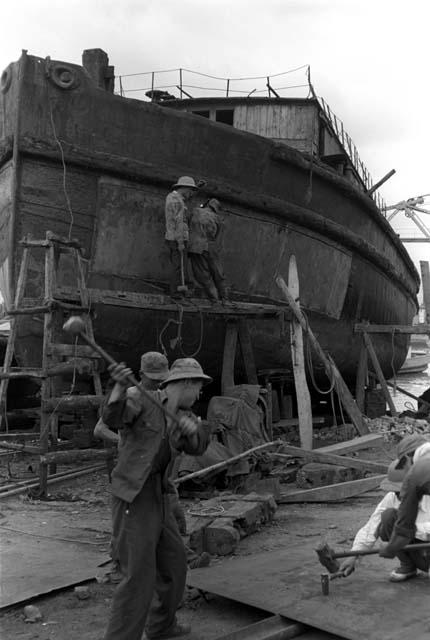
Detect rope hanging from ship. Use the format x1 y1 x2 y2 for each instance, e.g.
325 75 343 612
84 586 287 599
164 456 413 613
158 302 204 359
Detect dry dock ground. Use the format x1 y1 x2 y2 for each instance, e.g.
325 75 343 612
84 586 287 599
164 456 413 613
0 447 426 640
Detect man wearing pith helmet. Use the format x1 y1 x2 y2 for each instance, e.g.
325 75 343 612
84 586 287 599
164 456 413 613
165 176 198 296
102 357 211 640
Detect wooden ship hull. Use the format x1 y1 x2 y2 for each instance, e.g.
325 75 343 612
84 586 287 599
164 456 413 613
0 50 419 393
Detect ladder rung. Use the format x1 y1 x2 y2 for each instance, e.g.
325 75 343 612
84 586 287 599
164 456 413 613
20 234 82 250
48 344 100 358
7 305 52 315
0 368 45 379
46 358 98 377
43 394 104 411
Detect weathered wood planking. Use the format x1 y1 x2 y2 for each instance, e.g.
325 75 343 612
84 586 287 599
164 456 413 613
278 475 386 503
316 433 384 455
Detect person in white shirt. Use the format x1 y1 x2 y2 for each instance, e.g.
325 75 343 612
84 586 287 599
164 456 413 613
339 434 430 582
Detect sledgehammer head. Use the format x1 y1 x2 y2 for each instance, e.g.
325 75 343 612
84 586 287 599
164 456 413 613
63 315 86 336
316 542 340 574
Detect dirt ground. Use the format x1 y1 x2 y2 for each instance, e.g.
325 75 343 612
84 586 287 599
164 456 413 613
0 444 398 640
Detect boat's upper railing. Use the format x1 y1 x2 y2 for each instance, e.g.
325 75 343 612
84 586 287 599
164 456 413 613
116 65 312 101
315 95 386 212
116 66 385 211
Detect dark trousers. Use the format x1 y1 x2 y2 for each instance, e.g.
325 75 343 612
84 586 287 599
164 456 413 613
166 240 190 294
189 251 226 299
377 508 430 572
104 476 187 640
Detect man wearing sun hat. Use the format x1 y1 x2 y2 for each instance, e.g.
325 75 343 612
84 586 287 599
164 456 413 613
165 176 199 296
339 434 430 582
102 357 212 640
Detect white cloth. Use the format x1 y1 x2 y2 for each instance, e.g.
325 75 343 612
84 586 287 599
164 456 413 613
351 491 430 551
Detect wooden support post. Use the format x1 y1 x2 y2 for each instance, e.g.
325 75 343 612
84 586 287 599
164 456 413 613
276 275 368 435
287 256 313 449
238 320 258 385
222 321 238 395
355 341 368 412
362 332 398 417
420 261 430 324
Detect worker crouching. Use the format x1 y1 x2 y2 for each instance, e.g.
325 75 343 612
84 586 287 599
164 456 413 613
102 358 212 640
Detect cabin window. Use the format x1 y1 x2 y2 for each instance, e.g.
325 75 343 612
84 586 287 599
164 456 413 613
192 110 210 118
215 109 234 126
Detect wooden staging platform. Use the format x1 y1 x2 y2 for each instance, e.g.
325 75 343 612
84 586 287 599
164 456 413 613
188 546 430 640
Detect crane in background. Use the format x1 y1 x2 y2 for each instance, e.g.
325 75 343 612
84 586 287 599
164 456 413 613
384 194 430 243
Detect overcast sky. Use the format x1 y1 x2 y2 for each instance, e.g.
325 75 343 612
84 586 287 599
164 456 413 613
1 0 429 281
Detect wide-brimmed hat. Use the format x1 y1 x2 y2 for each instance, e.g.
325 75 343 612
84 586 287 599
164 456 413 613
380 460 406 492
172 176 197 190
140 351 169 381
159 357 212 388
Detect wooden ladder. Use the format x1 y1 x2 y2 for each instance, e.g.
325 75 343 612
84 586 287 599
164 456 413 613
0 231 104 495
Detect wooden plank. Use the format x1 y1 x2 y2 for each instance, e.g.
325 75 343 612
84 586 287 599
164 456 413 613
55 286 283 317
278 475 386 503
221 321 238 395
363 332 398 417
355 323 430 334
48 343 101 358
316 433 383 455
44 394 103 411
287 256 313 449
420 261 430 324
238 320 258 385
271 446 388 474
355 342 368 412
211 615 306 640
275 416 325 427
40 448 113 465
276 275 368 435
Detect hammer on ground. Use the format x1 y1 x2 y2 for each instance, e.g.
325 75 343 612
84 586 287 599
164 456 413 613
62 315 181 427
316 540 430 578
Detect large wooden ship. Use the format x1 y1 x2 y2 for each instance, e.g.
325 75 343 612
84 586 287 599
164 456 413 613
0 49 420 394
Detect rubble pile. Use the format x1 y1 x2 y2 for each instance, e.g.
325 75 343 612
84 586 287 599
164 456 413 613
367 415 430 442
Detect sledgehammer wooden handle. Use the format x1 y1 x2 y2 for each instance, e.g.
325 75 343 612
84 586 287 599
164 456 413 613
62 316 181 426
333 542 430 559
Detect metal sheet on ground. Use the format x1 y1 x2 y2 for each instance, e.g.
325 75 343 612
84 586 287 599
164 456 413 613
0 528 106 608
188 548 430 640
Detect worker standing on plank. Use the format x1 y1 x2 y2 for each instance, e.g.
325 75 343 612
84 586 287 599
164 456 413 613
339 435 430 582
379 439 430 579
102 357 211 640
188 198 228 302
165 176 198 297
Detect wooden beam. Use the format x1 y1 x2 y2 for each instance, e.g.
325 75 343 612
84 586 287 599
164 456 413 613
362 332 398 417
221 321 238 395
316 433 383 455
287 256 313 449
271 446 388 474
278 475 386 503
274 416 325 428
40 448 114 465
276 275 368 435
355 342 368 412
238 320 258 384
420 261 430 324
355 323 430 334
